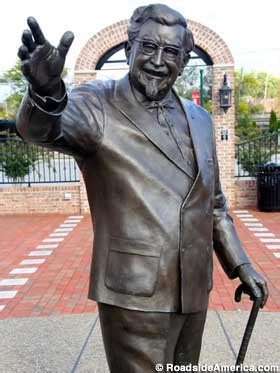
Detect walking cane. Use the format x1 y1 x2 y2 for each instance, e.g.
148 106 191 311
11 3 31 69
234 284 262 369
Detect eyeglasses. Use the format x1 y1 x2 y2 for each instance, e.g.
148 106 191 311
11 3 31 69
135 38 184 61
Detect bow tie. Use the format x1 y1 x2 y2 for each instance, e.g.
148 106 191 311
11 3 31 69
145 99 175 111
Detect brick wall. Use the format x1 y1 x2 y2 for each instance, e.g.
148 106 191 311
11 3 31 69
79 177 90 213
0 184 83 215
212 66 236 206
0 177 257 215
75 20 128 72
234 178 257 208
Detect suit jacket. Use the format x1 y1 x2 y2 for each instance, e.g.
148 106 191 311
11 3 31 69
16 74 250 313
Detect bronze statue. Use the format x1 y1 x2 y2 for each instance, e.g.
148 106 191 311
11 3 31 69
16 4 268 372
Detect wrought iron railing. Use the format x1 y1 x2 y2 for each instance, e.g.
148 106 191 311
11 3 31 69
0 137 80 185
0 119 16 136
2 128 278 182
235 131 280 177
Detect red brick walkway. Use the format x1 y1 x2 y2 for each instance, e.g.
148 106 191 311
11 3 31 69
215 208 280 312
0 215 96 319
0 209 279 319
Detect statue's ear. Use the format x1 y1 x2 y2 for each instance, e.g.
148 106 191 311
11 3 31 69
124 41 131 65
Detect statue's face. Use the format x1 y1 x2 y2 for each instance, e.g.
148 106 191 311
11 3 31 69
126 19 187 101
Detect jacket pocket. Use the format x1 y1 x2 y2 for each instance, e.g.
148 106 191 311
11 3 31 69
105 237 161 297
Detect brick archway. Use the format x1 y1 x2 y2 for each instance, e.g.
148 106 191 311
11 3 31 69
74 19 233 74
74 19 236 207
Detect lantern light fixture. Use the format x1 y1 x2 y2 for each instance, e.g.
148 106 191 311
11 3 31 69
219 74 232 113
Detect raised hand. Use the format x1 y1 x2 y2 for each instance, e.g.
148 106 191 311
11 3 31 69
18 17 74 96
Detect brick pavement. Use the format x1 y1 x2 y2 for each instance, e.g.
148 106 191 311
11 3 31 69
0 214 96 319
0 209 279 319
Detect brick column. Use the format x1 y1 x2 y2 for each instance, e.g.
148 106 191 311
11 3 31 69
212 65 235 206
79 175 90 213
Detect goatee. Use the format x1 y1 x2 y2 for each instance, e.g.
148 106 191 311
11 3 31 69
133 71 169 101
145 79 160 100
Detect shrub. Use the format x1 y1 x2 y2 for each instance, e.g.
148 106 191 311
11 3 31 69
0 136 41 183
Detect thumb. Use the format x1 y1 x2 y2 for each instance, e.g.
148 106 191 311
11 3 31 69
234 284 243 303
57 31 74 58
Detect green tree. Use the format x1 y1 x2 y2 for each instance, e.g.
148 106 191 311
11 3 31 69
0 61 68 120
175 66 200 99
175 66 213 112
235 98 263 141
233 69 280 141
0 135 41 183
235 114 261 141
235 70 279 100
0 106 8 120
0 61 27 119
268 110 280 132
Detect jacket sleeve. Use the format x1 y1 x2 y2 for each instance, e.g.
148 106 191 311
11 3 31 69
16 81 105 159
210 116 251 279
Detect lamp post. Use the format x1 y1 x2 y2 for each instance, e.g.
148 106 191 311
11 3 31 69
219 74 232 113
199 69 204 108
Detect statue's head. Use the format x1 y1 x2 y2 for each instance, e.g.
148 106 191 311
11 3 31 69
126 3 194 101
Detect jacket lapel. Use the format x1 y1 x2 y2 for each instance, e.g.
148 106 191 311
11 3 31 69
114 75 191 177
177 96 205 174
178 97 216 204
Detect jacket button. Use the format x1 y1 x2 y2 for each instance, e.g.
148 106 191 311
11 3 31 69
181 247 185 253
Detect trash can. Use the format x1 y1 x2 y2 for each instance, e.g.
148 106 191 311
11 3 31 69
257 163 280 212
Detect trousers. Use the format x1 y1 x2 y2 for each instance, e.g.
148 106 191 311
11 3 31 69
98 302 207 373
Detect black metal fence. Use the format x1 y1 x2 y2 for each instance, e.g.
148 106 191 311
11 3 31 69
235 131 280 177
2 129 279 183
0 120 16 137
0 137 80 185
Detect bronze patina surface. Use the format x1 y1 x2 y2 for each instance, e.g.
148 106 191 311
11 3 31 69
17 4 268 372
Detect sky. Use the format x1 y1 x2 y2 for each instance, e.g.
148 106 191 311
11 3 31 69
0 0 279 79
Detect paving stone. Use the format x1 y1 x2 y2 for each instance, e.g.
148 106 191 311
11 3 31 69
0 291 17 299
20 259 46 265
0 278 28 286
36 244 58 249
43 238 64 243
28 251 52 256
10 268 38 274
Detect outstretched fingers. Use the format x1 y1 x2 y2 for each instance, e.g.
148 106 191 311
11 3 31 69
22 30 36 52
27 16 46 45
57 31 75 58
20 60 32 78
18 45 30 61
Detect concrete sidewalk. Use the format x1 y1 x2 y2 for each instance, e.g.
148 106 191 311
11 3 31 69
0 310 279 372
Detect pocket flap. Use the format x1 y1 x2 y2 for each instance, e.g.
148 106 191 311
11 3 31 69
105 237 162 297
110 237 160 257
